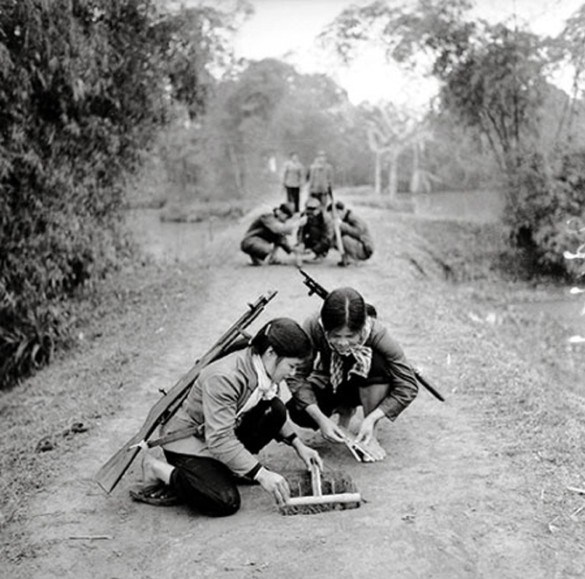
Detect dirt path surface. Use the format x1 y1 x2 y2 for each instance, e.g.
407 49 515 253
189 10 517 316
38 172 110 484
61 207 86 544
5 205 585 578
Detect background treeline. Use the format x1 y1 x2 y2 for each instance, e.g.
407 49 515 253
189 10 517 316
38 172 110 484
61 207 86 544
3 0 585 389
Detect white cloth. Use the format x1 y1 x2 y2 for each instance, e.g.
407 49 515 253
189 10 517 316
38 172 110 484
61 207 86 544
237 354 279 418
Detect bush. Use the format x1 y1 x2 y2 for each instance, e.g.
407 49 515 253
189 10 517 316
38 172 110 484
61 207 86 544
504 149 585 278
0 0 180 389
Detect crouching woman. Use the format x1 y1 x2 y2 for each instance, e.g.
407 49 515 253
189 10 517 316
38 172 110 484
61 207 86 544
287 287 418 460
133 318 321 516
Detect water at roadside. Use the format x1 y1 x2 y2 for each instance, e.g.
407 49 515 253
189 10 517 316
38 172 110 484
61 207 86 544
124 208 228 263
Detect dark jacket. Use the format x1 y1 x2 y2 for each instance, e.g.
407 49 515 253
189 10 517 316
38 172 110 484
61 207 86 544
340 210 374 258
241 212 293 253
298 210 333 255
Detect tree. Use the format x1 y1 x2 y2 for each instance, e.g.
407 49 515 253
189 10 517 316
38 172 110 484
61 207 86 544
0 0 229 388
364 102 429 198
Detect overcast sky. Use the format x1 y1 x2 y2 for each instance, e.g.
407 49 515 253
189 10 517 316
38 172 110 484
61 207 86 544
228 0 584 106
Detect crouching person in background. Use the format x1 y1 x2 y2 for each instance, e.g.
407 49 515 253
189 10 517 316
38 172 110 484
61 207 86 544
331 201 374 267
241 202 296 265
295 197 334 265
131 318 322 516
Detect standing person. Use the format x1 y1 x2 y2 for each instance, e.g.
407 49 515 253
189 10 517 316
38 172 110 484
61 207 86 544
282 152 304 213
240 202 296 265
295 197 334 264
131 318 322 516
330 201 374 267
307 150 334 207
286 287 418 461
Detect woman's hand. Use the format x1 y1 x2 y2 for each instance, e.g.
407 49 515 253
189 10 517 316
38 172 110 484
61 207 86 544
319 417 348 443
294 441 323 471
255 468 290 507
355 414 376 446
355 409 386 461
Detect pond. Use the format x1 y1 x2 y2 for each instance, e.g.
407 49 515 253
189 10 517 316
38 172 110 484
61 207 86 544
124 208 229 263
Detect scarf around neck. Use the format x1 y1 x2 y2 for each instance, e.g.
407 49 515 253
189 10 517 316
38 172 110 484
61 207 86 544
327 317 373 392
237 353 279 418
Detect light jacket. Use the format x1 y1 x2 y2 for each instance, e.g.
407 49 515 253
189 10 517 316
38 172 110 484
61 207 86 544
162 347 296 477
307 161 333 194
283 159 304 188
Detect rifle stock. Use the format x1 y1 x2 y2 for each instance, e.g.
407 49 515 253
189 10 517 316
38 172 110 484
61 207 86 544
298 269 444 402
94 290 277 493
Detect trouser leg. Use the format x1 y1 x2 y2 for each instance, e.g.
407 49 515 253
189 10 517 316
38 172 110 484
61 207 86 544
286 187 300 212
286 387 338 429
358 382 391 416
236 398 287 453
164 452 241 517
241 237 274 263
341 236 369 261
163 399 286 516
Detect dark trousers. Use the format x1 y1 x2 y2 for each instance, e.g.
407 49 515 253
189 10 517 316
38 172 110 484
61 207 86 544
285 186 300 213
309 191 329 208
164 398 286 517
287 350 390 429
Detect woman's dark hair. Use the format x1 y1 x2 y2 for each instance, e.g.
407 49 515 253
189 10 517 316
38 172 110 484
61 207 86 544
250 317 312 358
321 287 367 333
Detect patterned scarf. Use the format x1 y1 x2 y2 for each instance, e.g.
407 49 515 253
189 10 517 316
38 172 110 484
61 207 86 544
328 318 373 392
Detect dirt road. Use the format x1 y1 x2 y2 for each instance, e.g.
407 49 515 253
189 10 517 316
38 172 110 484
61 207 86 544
5 204 585 578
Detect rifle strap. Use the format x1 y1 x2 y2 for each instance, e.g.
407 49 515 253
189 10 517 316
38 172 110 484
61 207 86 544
145 425 203 449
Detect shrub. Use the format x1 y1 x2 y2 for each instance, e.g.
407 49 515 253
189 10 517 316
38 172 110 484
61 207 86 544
504 149 585 278
0 0 177 388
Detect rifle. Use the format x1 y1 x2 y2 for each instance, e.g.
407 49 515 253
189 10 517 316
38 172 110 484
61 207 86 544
298 269 445 402
94 290 278 493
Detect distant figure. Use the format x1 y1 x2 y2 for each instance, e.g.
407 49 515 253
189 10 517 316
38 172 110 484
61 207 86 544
331 201 374 267
282 152 304 213
295 197 334 264
241 203 296 265
307 151 333 207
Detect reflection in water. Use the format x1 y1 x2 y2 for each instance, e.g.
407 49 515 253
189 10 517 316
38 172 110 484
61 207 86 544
124 208 227 263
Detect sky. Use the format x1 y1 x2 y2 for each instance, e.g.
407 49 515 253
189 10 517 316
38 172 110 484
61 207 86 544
228 0 585 107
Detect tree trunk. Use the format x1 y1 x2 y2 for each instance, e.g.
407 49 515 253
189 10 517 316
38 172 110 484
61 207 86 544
374 151 382 195
409 142 419 194
387 149 398 200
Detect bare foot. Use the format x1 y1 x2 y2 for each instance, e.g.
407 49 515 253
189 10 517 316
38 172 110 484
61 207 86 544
362 436 387 462
141 452 162 486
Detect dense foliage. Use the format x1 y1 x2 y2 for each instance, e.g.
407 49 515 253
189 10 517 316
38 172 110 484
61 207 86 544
322 0 585 277
0 0 226 388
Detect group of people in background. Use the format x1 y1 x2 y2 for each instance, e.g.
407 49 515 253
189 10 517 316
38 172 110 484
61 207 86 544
240 150 374 267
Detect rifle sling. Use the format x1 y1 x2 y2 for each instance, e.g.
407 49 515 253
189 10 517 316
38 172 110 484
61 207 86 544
145 425 202 449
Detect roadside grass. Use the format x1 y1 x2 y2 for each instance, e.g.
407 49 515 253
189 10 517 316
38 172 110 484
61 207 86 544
411 216 585 530
0 259 206 533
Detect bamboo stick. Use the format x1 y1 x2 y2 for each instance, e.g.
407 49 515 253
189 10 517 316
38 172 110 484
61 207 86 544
284 493 361 507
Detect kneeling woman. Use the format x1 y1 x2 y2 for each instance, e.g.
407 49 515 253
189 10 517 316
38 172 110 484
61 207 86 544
135 318 321 516
287 287 418 460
